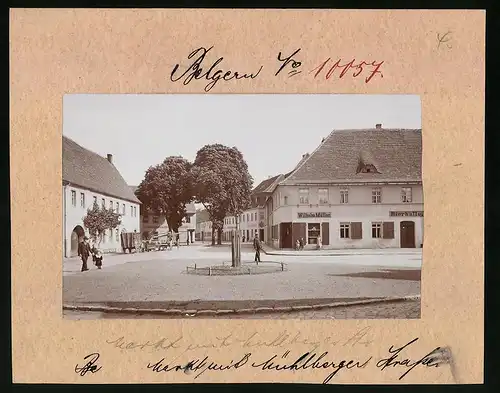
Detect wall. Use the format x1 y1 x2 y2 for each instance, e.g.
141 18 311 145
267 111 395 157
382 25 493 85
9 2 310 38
269 184 424 249
63 185 141 257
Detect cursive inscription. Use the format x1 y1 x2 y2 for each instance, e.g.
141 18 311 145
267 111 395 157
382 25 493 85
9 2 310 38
252 350 372 384
275 48 302 77
74 353 102 376
170 46 263 92
147 353 251 379
106 327 374 355
310 58 384 83
376 338 442 380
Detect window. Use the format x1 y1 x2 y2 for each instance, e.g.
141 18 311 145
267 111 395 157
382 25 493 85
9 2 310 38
71 190 76 206
116 202 119 212
122 204 126 215
143 214 149 223
372 222 382 238
401 187 412 203
340 223 350 239
134 206 137 217
318 188 329 204
307 223 320 245
299 188 309 204
247 213 250 222
242 215 245 222
101 198 105 209
80 192 85 208
185 216 191 223
340 188 349 204
109 200 113 210
283 195 288 205
116 229 119 241
130 206 133 216
372 187 382 204
153 216 159 224
259 211 265 220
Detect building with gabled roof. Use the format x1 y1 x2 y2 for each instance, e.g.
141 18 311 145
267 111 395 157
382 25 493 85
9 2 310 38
62 136 141 257
264 124 424 250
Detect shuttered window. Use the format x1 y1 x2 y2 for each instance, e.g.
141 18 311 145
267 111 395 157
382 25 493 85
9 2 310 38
382 222 395 239
351 222 363 239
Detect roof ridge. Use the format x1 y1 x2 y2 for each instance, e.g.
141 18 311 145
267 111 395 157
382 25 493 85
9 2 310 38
63 135 112 164
278 131 334 185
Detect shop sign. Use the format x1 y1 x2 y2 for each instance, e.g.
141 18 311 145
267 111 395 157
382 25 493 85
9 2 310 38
298 212 331 218
389 211 424 217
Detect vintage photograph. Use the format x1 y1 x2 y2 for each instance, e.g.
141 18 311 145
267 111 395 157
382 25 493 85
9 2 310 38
62 94 423 320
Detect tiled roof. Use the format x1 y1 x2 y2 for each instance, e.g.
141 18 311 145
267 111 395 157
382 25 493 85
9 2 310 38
63 136 141 204
281 128 422 184
252 175 281 194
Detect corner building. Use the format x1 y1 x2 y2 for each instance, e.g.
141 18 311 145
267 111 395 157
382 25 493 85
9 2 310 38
265 127 424 250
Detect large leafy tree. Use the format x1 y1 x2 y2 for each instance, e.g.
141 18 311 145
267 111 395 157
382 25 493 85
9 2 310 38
192 144 253 254
136 156 193 233
83 201 122 245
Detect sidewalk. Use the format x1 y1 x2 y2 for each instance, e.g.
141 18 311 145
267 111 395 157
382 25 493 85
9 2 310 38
261 244 422 257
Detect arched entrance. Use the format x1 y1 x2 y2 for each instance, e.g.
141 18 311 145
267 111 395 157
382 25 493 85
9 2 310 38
70 225 85 257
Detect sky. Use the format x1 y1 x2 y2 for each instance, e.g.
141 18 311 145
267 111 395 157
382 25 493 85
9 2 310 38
63 94 421 190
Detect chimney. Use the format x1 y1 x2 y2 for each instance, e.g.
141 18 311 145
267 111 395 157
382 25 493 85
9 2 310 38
107 154 113 164
375 123 382 129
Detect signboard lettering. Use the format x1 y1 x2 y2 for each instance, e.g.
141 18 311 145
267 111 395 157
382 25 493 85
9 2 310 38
389 211 424 217
297 212 331 219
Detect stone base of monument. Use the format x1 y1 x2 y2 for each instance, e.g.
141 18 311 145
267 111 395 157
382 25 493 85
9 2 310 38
185 261 287 276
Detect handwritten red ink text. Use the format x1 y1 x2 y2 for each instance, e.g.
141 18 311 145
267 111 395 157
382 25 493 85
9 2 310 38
310 58 384 83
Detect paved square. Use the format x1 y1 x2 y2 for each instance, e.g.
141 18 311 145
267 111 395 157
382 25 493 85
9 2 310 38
63 244 421 306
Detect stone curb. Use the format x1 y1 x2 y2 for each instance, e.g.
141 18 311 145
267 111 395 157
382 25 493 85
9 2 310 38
262 250 421 257
63 295 420 317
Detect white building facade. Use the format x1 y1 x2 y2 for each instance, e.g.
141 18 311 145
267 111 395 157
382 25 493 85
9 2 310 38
62 136 141 258
266 183 423 249
63 185 141 257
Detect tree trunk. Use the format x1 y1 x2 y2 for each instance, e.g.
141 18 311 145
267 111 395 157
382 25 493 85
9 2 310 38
232 216 241 267
211 226 216 246
217 228 222 245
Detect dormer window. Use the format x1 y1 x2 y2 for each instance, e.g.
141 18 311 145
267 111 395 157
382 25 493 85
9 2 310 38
359 164 379 174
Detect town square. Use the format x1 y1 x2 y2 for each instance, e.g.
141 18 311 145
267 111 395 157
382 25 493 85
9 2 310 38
62 94 423 319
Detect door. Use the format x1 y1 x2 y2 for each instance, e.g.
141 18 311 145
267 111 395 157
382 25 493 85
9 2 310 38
280 223 293 249
321 222 330 246
259 229 264 242
292 222 307 248
400 221 416 248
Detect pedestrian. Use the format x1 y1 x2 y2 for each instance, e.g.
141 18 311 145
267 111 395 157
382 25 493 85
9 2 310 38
187 236 190 246
93 247 103 269
78 236 91 272
176 233 180 249
299 237 304 250
253 234 261 263
295 239 300 250
317 236 322 250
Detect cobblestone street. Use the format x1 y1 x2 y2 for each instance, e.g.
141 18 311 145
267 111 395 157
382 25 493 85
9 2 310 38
64 299 420 319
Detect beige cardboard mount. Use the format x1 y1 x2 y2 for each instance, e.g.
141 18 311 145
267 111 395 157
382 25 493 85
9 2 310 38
10 9 484 384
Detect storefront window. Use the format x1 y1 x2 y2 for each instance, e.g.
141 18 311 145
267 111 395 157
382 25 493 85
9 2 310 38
372 222 382 238
340 223 350 238
307 223 320 245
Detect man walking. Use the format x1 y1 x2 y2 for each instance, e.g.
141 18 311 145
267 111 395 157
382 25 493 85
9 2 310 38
253 234 261 263
78 236 91 272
